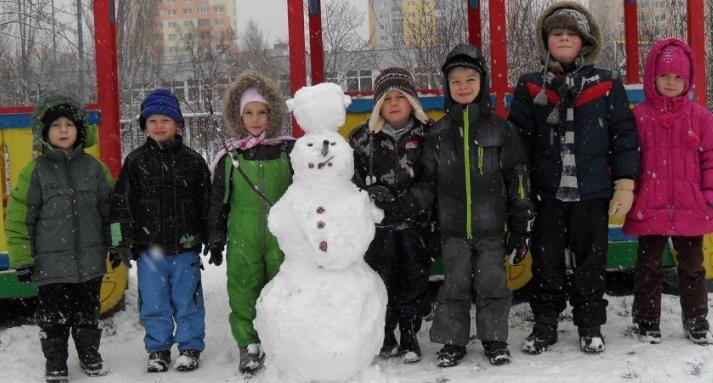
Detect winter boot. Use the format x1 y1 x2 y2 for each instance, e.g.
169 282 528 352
146 350 171 373
636 322 662 344
521 323 558 354
579 326 606 353
72 328 107 376
378 330 399 359
482 341 511 365
436 345 466 368
239 343 265 375
175 349 201 372
398 317 422 363
41 336 69 383
686 327 713 345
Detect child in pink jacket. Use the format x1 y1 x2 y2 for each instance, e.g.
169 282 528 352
623 37 713 345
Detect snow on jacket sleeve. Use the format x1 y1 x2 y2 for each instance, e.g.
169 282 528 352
500 122 535 234
207 153 230 245
697 108 713 203
110 156 136 247
607 78 640 181
507 76 535 157
5 161 40 268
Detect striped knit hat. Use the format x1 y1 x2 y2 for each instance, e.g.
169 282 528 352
369 67 430 133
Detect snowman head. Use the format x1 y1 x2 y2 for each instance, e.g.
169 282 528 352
290 131 354 184
286 82 351 135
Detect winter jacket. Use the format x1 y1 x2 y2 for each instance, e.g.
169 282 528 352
623 38 713 236
5 92 113 286
110 135 211 255
349 118 431 229
411 44 534 239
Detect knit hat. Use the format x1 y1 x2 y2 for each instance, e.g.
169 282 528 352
655 43 691 87
542 7 597 48
41 103 85 144
139 88 184 130
369 67 430 133
442 54 485 77
239 87 269 115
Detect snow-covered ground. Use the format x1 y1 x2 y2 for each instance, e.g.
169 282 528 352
2 264 713 383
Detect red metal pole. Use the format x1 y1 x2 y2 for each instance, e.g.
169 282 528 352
94 0 122 178
687 0 706 106
467 0 482 49
288 0 306 137
623 0 640 84
308 0 324 85
488 0 507 117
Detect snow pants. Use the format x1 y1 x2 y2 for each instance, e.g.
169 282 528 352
430 235 511 346
529 199 609 329
137 250 205 352
36 277 102 339
365 226 431 334
633 235 709 330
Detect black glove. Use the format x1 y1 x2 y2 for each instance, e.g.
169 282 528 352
505 232 530 265
365 184 396 203
202 242 224 266
15 265 33 284
374 193 421 227
109 246 133 269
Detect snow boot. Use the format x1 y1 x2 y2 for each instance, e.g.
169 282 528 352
436 345 466 368
239 343 264 375
146 350 171 373
579 326 606 353
41 336 69 383
636 322 662 344
482 341 511 365
378 330 399 359
398 317 421 363
686 327 713 345
72 328 107 376
175 349 201 372
521 323 558 354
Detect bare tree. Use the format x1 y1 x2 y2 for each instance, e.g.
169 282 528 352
321 0 373 87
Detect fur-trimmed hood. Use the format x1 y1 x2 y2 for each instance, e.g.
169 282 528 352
31 90 95 152
535 1 602 70
223 70 287 138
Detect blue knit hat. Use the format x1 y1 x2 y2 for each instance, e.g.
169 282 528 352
139 88 184 130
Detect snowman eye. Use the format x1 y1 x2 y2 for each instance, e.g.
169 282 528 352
307 143 314 147
330 142 336 146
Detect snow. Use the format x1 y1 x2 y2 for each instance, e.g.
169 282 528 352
3 267 713 382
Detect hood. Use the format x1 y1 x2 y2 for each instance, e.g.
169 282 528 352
535 1 602 71
643 37 694 107
223 70 287 138
441 43 491 118
31 90 95 152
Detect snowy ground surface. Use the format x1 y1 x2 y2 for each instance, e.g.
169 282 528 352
2 264 713 383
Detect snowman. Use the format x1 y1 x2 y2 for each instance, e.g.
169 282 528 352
254 83 387 383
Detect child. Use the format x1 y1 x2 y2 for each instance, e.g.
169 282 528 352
623 37 713 345
508 2 640 354
207 71 294 375
110 88 211 372
403 43 534 367
5 91 114 381
348 67 432 364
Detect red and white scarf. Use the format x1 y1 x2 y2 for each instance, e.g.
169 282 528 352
211 132 295 173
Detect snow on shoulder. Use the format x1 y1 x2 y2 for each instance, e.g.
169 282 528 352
255 83 388 382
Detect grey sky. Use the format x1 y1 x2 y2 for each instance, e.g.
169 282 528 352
235 0 369 45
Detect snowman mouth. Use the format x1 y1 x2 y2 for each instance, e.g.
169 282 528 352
318 156 334 169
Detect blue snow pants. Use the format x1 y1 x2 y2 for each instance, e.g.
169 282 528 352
137 250 205 352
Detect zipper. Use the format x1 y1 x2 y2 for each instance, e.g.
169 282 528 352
463 107 473 239
666 99 674 230
259 160 266 253
66 157 81 271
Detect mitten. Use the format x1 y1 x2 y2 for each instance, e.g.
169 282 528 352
15 265 34 284
505 232 530 265
365 184 396 203
108 246 133 269
202 242 225 266
608 179 635 218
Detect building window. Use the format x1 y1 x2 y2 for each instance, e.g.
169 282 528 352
168 33 177 40
183 8 192 14
168 21 177 28
214 6 224 13
198 19 210 26
215 18 224 25
346 70 373 91
184 20 194 27
197 6 208 13
167 9 176 15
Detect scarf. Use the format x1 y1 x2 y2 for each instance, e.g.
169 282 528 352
549 72 584 202
211 132 295 173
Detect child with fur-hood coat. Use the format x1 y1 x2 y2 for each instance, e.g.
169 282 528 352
206 70 294 375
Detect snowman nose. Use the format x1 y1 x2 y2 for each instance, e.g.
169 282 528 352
321 140 330 156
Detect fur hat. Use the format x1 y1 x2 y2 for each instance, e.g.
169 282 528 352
224 70 286 138
369 67 429 133
139 88 184 130
535 2 602 71
655 43 691 87
31 91 95 151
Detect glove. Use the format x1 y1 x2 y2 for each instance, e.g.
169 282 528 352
505 232 530 265
608 179 635 218
374 193 421 227
365 185 396 203
15 265 33 284
109 246 133 269
202 242 224 266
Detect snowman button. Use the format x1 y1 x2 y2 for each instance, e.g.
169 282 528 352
319 241 328 252
316 207 325 214
317 221 325 229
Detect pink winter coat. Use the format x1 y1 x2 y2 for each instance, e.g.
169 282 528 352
623 38 713 236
